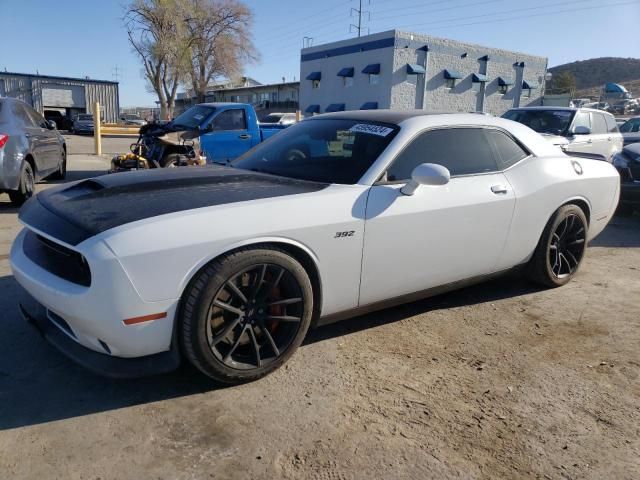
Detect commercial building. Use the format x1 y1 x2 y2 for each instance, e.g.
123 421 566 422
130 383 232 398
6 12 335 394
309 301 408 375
0 71 120 122
175 77 299 117
300 30 548 117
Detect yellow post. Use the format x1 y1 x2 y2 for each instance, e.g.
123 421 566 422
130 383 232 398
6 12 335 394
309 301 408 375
295 110 301 122
94 102 102 156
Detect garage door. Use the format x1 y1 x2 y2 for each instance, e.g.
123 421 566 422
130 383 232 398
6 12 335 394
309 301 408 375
42 84 86 108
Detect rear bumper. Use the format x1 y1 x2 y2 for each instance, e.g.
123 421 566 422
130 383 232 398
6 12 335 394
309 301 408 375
19 288 180 378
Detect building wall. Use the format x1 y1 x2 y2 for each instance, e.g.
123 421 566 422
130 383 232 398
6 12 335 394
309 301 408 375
299 31 396 116
300 30 548 117
0 73 120 122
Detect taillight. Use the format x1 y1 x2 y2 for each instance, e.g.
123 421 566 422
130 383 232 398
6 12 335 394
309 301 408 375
0 134 8 148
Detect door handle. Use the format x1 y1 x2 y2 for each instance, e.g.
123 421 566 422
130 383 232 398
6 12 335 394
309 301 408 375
491 185 508 194
607 137 612 141
587 139 592 144
238 134 251 140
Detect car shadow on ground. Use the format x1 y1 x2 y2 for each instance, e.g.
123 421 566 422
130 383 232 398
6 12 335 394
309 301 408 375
589 213 640 248
0 270 542 431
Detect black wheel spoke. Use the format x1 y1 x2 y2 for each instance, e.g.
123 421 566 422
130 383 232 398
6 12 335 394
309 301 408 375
210 316 242 346
548 213 586 279
265 315 301 323
268 297 302 307
224 278 248 303
223 325 247 363
212 299 244 316
247 327 262 367
258 320 280 357
250 264 267 300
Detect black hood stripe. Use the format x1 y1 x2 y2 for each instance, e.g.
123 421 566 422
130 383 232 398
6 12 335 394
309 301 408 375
20 166 329 246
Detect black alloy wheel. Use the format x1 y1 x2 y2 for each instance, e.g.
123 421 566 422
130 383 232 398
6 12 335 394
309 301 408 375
180 247 314 384
548 213 586 279
207 263 304 370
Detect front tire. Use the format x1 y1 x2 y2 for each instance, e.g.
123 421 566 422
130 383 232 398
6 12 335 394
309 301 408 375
9 162 35 207
527 204 588 287
179 247 314 384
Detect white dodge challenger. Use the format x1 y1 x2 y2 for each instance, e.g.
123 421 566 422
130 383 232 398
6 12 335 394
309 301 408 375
10 111 620 383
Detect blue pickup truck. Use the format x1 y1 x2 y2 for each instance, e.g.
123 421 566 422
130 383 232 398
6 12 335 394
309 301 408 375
169 103 288 165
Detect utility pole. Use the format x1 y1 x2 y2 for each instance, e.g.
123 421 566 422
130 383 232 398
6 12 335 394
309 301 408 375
112 65 121 82
350 0 370 37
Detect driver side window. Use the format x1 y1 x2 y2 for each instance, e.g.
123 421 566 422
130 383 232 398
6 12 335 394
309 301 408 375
211 109 247 131
385 128 499 182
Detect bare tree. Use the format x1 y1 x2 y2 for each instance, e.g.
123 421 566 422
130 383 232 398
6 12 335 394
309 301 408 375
182 0 259 104
124 0 189 119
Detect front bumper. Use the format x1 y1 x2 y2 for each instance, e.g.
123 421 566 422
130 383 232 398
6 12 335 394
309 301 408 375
19 288 180 378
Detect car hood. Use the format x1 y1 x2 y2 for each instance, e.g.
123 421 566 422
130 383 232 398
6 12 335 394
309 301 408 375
19 166 329 246
540 133 570 146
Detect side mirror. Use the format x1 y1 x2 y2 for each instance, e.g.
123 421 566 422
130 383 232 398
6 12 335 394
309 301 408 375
46 120 57 130
400 163 450 196
572 125 591 135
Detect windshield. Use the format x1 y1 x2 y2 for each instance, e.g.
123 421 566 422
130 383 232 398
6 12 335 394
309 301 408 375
123 114 141 120
171 105 216 129
232 118 399 184
502 109 575 136
77 114 93 121
620 119 640 133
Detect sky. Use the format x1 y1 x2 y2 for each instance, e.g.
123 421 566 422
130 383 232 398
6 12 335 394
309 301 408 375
3 0 640 107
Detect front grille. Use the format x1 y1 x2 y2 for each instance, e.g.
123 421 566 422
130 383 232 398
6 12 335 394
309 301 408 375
23 230 92 286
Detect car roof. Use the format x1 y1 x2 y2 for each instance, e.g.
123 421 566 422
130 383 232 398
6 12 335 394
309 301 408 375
307 109 468 124
197 102 243 108
508 106 611 115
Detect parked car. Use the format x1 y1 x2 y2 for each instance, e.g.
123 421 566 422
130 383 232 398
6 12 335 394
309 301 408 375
120 113 147 127
43 110 73 131
0 98 66 206
619 116 640 145
259 112 297 127
71 113 95 134
502 107 623 161
612 142 640 214
12 111 619 383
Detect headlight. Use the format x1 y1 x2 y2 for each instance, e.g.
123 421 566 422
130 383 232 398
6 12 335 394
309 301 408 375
612 153 628 169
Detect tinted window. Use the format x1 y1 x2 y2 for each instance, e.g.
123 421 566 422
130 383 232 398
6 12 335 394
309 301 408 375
485 129 529 169
261 114 283 123
386 128 498 181
605 114 620 133
212 109 247 131
572 112 591 131
591 113 608 134
77 114 93 121
502 109 574 136
25 105 47 128
10 102 35 128
232 119 398 184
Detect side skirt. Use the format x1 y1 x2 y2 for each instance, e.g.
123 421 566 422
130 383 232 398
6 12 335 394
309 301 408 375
315 266 523 327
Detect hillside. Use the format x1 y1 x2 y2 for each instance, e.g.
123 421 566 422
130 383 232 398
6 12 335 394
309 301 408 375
548 57 640 97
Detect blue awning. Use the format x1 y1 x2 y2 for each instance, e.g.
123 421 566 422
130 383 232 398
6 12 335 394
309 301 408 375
522 80 539 89
337 67 354 77
360 102 378 110
325 103 345 112
362 63 381 74
444 69 462 80
406 64 426 74
305 104 320 113
605 82 627 93
306 71 321 81
472 73 489 83
498 76 514 86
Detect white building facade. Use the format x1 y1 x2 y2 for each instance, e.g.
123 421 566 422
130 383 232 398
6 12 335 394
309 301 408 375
300 30 548 117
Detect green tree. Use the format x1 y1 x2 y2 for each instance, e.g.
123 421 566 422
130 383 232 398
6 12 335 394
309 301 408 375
550 71 577 95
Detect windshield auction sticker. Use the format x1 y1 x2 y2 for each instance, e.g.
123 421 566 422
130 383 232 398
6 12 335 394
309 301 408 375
349 124 394 137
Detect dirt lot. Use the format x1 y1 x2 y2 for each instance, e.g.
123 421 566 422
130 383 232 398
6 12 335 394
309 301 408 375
0 155 638 480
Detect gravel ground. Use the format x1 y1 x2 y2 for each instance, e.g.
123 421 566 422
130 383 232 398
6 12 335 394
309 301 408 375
0 155 638 480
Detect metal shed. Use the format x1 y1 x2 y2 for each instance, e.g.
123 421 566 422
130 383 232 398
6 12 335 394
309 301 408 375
0 71 119 123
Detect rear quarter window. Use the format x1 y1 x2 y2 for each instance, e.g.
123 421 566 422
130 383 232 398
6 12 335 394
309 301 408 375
591 113 608 134
605 115 620 133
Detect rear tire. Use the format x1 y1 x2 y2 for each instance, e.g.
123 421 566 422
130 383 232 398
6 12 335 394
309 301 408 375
179 247 314 384
160 153 181 168
50 148 67 180
9 162 35 207
527 205 588 288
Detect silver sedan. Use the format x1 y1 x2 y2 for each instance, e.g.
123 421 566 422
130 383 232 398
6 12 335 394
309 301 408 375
0 97 66 206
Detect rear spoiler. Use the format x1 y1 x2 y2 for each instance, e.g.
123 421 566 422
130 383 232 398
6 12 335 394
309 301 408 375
563 151 608 162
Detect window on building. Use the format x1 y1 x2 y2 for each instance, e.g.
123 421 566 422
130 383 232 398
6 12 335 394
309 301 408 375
385 128 499 181
369 74 380 85
312 79 320 89
524 88 532 98
407 74 418 85
498 84 509 95
472 82 481 93
445 78 456 89
343 76 354 87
